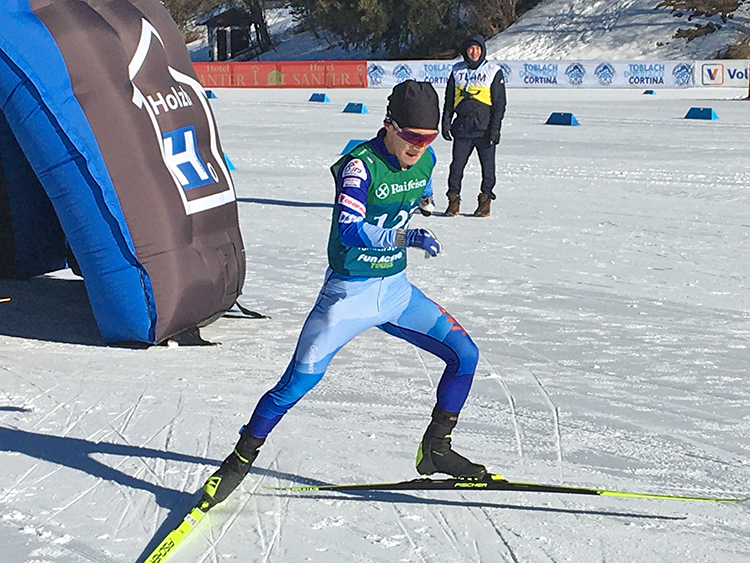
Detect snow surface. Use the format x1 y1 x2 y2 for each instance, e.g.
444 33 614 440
2 85 750 562
486 0 750 61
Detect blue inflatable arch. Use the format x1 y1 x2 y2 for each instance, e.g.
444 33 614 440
0 0 245 344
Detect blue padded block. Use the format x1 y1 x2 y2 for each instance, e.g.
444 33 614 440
545 112 579 126
343 102 368 114
340 139 368 154
685 107 718 120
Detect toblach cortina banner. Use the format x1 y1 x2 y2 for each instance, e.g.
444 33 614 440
0 0 244 345
366 60 695 89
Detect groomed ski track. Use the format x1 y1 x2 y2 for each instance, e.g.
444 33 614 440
1 87 750 562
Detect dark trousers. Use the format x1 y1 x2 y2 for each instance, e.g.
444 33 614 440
447 136 496 199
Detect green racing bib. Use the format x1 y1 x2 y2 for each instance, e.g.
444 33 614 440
327 142 434 277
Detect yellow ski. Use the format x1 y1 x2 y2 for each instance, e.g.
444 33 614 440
144 499 209 563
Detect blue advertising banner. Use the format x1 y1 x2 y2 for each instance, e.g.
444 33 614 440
367 60 695 89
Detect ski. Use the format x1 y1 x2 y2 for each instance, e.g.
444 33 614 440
143 498 210 563
265 473 749 503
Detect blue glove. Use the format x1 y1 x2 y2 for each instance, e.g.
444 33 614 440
402 228 442 257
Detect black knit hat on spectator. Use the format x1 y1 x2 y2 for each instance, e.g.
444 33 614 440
386 80 440 130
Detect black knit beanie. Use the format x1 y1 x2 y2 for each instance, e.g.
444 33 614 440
386 80 439 130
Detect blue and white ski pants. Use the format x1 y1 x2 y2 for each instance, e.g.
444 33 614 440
246 269 479 438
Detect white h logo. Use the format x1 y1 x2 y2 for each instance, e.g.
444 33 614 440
163 128 209 186
128 18 235 214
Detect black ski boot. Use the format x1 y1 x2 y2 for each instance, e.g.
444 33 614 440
416 406 487 478
201 428 264 508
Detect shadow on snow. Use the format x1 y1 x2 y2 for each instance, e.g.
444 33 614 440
0 277 104 345
0 426 219 509
237 196 334 209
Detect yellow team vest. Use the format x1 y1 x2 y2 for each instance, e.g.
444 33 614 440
451 60 502 108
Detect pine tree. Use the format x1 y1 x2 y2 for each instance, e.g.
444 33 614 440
288 0 541 58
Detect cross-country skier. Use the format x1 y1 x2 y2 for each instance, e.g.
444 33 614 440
201 80 487 508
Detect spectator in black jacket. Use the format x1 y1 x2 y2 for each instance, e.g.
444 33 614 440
442 35 506 217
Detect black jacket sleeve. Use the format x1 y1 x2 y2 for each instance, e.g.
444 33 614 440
488 70 507 142
442 73 455 134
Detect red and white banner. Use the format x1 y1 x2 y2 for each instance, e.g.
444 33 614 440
192 61 368 88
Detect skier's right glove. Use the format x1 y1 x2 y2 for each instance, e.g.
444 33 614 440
397 228 442 257
442 125 452 141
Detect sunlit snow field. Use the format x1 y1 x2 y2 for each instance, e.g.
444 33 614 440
1 86 750 563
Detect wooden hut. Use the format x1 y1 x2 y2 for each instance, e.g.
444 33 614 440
196 3 271 61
